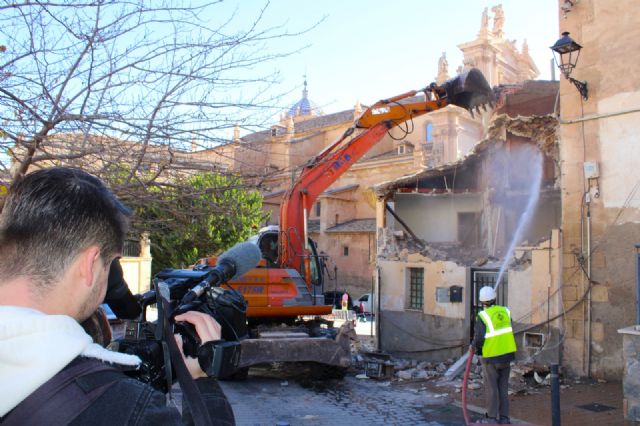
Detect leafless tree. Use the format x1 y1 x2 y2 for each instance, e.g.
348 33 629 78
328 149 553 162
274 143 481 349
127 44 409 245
0 1 318 217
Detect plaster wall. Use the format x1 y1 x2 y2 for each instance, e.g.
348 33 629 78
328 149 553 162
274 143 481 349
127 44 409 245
379 310 466 361
508 233 562 327
599 91 640 213
378 259 466 319
394 193 483 242
507 267 532 322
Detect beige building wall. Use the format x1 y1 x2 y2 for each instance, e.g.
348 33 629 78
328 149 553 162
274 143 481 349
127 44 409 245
120 233 153 296
319 232 375 296
378 258 467 320
508 230 563 329
557 0 640 379
120 257 152 295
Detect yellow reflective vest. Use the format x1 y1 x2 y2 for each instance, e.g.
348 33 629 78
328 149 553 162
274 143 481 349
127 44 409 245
478 305 517 358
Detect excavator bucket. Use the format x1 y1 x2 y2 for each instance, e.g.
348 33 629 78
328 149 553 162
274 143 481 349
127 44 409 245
441 68 494 112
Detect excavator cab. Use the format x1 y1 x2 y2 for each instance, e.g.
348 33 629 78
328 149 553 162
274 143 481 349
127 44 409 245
257 231 279 268
252 226 324 301
304 238 324 292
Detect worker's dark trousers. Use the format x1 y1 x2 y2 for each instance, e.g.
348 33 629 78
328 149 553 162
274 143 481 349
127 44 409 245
481 359 511 419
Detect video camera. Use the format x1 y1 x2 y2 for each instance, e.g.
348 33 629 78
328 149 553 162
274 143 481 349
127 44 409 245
106 242 262 392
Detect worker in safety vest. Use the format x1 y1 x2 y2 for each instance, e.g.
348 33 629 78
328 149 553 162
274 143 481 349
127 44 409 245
471 286 517 425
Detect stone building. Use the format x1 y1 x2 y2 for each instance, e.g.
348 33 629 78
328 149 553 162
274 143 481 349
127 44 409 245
553 0 640 381
199 5 538 297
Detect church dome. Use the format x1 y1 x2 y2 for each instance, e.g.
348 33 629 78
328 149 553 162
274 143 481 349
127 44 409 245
287 79 320 118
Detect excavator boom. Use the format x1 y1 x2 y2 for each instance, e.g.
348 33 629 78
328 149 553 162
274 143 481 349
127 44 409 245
279 68 494 280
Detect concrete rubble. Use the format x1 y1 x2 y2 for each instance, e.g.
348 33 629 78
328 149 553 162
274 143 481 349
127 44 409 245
349 343 580 399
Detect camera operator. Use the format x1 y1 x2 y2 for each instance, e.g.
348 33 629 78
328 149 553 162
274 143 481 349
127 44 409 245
0 167 235 425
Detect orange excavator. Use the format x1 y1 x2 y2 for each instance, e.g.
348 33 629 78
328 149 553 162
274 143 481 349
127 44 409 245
204 68 494 376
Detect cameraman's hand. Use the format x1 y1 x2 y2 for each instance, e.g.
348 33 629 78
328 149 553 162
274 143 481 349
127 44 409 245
174 311 222 379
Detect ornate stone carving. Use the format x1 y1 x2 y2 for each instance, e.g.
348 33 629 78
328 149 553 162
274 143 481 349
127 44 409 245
492 4 504 38
436 52 449 85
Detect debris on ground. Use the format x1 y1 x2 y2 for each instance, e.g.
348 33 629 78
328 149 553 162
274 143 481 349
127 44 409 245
349 335 573 399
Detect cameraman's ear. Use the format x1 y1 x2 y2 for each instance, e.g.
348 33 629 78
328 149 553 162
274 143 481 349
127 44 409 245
78 246 102 288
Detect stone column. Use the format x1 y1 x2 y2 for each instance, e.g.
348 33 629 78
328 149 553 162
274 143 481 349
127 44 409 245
618 326 640 421
140 232 151 258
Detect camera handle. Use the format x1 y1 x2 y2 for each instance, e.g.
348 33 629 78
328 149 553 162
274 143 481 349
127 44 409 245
156 279 213 426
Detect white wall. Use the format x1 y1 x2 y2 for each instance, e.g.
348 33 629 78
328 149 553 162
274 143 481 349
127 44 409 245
120 256 152 295
394 193 483 242
599 91 640 215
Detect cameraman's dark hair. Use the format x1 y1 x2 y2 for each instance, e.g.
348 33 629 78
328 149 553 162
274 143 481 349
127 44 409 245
0 167 131 290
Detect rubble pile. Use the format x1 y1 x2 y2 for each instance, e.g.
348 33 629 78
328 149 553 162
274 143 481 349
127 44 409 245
351 347 570 399
383 235 504 268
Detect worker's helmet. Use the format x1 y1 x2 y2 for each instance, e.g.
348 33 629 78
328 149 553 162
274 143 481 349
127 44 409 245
479 286 497 302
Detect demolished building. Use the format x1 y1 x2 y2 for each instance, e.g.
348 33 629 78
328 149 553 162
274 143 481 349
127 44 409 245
373 81 562 366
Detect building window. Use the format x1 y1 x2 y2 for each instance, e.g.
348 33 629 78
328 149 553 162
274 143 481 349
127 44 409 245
425 122 433 143
343 246 349 256
271 127 277 137
315 201 321 217
408 267 424 310
397 144 405 155
335 214 339 225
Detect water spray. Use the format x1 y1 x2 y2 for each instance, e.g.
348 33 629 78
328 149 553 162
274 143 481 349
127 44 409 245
494 150 543 290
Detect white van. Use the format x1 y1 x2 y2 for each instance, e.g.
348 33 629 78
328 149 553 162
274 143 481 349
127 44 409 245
354 293 374 314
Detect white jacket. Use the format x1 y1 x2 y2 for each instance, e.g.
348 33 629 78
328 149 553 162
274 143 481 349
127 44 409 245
0 306 140 417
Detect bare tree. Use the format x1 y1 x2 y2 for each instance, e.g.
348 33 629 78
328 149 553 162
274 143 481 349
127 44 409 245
0 1 317 213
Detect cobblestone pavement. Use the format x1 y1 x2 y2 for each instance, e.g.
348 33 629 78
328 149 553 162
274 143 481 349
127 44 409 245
219 369 482 426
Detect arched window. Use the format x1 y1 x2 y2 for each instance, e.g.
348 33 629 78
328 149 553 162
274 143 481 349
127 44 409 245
425 122 433 142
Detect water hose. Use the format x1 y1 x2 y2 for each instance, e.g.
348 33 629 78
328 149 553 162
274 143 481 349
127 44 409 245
462 346 474 425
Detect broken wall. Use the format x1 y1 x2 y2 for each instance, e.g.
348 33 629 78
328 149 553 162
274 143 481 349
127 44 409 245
507 230 563 365
378 258 468 361
377 230 562 364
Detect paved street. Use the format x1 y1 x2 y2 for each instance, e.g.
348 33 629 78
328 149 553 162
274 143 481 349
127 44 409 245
169 318 629 426
217 320 480 426
219 370 470 426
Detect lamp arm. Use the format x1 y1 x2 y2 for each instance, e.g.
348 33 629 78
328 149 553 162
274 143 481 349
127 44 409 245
568 77 589 101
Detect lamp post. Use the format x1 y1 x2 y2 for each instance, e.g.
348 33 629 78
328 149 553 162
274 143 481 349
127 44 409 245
550 32 589 100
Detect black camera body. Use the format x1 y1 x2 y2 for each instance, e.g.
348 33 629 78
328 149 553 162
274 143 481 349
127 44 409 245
110 267 247 393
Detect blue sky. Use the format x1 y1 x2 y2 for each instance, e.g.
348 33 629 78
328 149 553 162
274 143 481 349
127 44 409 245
207 1 560 116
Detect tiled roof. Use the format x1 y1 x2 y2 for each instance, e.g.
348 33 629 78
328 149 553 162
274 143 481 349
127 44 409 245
321 184 359 196
325 219 376 233
263 189 286 199
238 110 354 145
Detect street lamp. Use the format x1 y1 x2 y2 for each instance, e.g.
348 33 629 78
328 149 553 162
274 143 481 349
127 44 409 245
550 32 589 100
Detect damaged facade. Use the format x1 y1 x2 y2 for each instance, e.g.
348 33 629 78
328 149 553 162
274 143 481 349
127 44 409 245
374 81 562 365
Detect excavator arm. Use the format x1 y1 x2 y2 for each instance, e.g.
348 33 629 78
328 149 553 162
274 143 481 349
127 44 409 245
279 68 494 286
